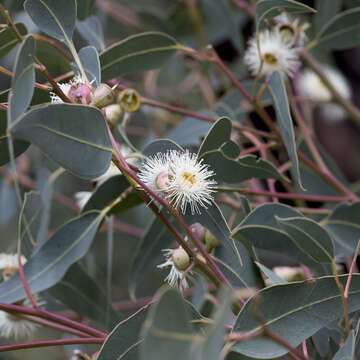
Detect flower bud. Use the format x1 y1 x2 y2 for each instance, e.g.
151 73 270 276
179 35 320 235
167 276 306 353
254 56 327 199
172 247 190 271
117 89 141 112
68 83 92 105
204 229 220 251
92 83 115 108
190 223 206 243
104 104 123 127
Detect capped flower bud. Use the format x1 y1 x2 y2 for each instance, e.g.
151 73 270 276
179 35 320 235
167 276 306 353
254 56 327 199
118 89 141 112
172 247 190 271
92 83 115 108
104 104 123 127
204 229 220 251
68 83 92 105
190 223 206 243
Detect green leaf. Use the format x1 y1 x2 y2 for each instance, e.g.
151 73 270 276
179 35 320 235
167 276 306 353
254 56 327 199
232 203 329 272
231 274 360 359
48 263 121 328
0 109 29 166
268 71 303 189
0 23 27 59
73 46 100 86
76 0 95 20
314 7 360 50
143 138 183 157
255 262 287 285
194 288 232 360
98 305 149 360
332 330 355 360
314 0 342 34
0 177 17 226
140 288 195 360
8 35 36 123
76 16 104 51
198 118 284 183
24 0 76 43
129 214 174 299
10 104 112 180
83 175 142 215
322 202 360 257
0 211 104 303
256 0 315 31
100 32 179 81
276 217 334 263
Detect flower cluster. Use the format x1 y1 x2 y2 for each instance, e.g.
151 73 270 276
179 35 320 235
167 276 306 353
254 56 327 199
138 150 217 214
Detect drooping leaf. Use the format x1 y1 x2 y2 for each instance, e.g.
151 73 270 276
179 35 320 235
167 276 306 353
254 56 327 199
268 71 303 189
322 202 360 258
97 305 149 360
139 288 195 360
276 217 334 263
232 203 330 273
83 175 142 215
8 35 36 123
0 211 104 303
11 104 112 180
231 274 360 359
76 16 104 51
315 7 360 50
0 23 27 59
73 46 100 86
24 0 76 43
198 118 284 183
129 213 174 299
0 177 17 227
100 32 179 81
314 0 342 34
255 0 315 31
48 263 121 328
0 109 29 166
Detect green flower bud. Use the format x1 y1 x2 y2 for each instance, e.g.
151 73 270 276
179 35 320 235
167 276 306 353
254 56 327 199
204 229 220 252
172 247 190 271
104 104 123 127
92 83 115 108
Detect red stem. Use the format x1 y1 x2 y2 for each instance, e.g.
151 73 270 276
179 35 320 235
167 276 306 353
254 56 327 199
344 240 360 299
0 337 104 352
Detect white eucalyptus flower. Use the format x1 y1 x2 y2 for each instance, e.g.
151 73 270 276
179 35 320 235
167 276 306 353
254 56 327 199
0 253 26 271
166 151 216 214
298 67 351 122
244 29 300 78
158 246 191 288
50 75 91 104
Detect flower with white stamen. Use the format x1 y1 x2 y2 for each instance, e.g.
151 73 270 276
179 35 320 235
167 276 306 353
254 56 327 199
158 246 191 288
244 29 300 78
297 67 352 122
166 151 216 214
50 75 91 104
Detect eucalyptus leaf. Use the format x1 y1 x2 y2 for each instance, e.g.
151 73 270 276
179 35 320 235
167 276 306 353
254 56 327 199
48 263 121 329
0 23 27 59
73 46 100 86
139 288 195 360
0 211 104 304
268 71 303 189
255 262 287 285
0 109 29 166
315 7 360 50
0 177 17 227
276 217 334 263
142 138 183 157
100 32 180 81
76 0 94 20
314 0 342 34
255 0 315 31
231 274 360 359
76 16 104 51
8 35 36 124
11 104 112 180
24 0 76 43
98 305 149 360
332 330 355 360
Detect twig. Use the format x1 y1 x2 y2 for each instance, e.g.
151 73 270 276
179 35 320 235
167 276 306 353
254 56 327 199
344 240 360 299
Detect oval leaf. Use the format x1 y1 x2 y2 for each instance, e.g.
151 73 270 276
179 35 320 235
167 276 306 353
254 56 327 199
24 0 76 43
315 7 360 50
76 16 104 51
232 274 360 359
73 45 101 86
268 71 303 189
10 104 112 179
276 217 334 263
100 32 179 81
8 35 36 123
0 211 104 303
